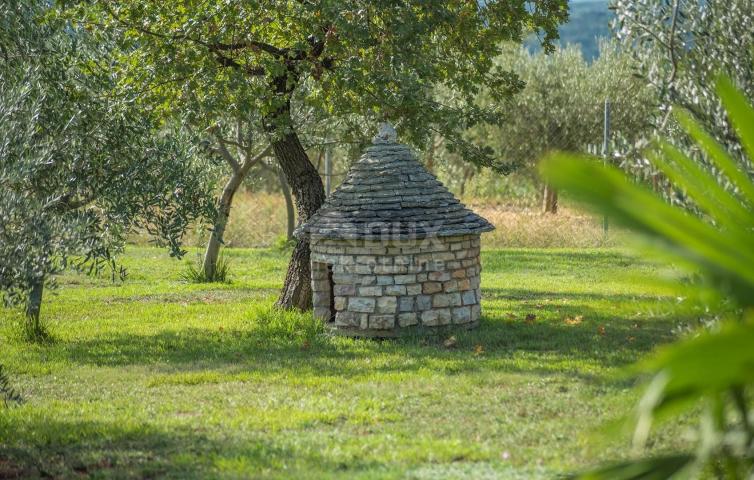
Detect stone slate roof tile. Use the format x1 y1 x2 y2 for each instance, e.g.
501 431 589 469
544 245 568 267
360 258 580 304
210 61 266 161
297 124 494 240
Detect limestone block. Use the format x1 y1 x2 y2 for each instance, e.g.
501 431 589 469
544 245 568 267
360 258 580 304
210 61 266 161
311 268 327 280
452 269 467 279
333 284 356 296
356 255 376 265
360 275 377 286
398 296 414 312
347 265 373 275
393 255 411 266
405 284 422 295
416 295 432 311
433 293 462 308
358 286 383 296
414 253 433 264
333 273 358 284
313 291 329 306
376 276 394 285
432 252 455 262
461 290 476 306
398 312 418 327
423 282 442 294
471 304 481 322
376 256 393 265
311 279 330 292
450 242 463 251
416 273 428 282
421 308 451 326
348 297 376 313
335 311 364 327
428 271 451 282
456 279 471 291
406 262 425 274
321 254 340 265
394 274 417 284
374 264 408 274
426 261 445 272
377 297 398 314
443 280 459 293
446 261 461 269
331 264 346 274
452 306 472 324
346 246 386 255
370 314 395 329
385 285 407 296
334 296 347 311
314 307 331 321
340 256 355 265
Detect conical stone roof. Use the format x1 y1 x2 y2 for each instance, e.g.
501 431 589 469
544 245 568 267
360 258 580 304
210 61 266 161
297 124 494 241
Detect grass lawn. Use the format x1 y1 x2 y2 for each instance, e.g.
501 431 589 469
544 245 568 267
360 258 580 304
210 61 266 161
0 246 693 479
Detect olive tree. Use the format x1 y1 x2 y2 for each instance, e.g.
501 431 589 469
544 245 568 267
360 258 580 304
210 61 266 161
613 0 754 168
474 42 653 212
0 1 215 340
67 0 568 309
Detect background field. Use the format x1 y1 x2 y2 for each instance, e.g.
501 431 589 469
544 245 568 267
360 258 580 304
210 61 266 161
150 190 623 251
0 246 693 479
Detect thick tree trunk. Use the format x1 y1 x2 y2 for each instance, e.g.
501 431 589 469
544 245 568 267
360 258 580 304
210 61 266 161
269 127 325 310
543 183 558 214
25 276 44 339
203 172 244 280
277 168 295 241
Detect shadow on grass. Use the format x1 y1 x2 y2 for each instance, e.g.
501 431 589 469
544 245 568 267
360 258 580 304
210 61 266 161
0 418 383 479
50 293 680 382
28 246 684 384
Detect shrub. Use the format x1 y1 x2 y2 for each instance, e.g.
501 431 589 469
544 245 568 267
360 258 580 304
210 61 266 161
542 76 754 478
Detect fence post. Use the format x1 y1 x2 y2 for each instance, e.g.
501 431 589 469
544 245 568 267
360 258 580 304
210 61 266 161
602 100 611 236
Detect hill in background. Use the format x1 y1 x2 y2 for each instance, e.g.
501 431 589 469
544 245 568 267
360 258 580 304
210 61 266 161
528 0 613 61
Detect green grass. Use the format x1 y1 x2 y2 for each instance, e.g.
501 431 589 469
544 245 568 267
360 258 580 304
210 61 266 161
0 247 695 479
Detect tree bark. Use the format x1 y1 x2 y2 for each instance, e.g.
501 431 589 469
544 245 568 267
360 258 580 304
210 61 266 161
25 276 44 339
543 183 558 214
267 118 325 310
203 171 244 280
277 168 296 241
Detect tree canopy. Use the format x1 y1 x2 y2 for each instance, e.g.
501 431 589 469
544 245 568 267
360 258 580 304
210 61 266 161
0 0 215 339
69 0 569 168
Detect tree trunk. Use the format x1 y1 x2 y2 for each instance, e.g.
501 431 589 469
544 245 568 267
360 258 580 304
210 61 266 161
268 127 325 310
543 183 558 214
278 167 295 241
25 276 44 339
203 171 244 280
425 134 436 173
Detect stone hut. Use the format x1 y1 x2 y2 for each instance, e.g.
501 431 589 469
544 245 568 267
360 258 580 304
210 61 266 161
296 124 494 336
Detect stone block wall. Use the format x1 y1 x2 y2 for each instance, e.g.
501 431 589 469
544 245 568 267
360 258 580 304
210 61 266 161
310 235 482 335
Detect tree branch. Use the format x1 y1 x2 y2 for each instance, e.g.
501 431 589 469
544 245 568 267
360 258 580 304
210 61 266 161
211 131 241 172
240 144 273 175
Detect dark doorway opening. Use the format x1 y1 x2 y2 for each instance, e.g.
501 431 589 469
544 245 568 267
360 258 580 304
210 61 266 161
326 264 336 322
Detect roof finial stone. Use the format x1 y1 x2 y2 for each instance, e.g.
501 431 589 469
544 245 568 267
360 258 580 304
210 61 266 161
372 122 398 144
